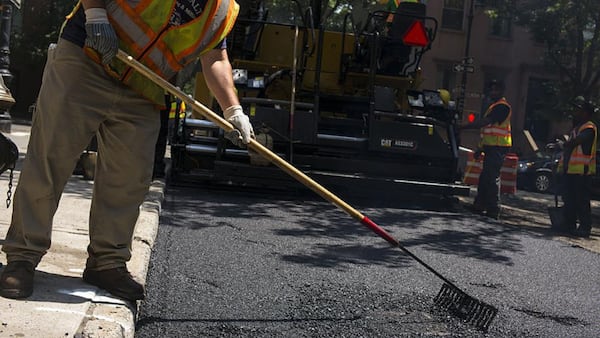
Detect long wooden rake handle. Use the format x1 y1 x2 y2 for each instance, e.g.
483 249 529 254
116 50 397 241
116 50 476 293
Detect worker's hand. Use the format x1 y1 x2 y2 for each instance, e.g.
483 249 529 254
224 105 255 147
473 149 483 161
84 8 118 64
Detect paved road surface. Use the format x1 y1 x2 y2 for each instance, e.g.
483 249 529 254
134 184 600 337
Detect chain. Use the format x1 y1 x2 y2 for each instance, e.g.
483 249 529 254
6 168 13 208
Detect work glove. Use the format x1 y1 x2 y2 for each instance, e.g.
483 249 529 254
84 8 118 65
473 149 483 161
223 105 255 147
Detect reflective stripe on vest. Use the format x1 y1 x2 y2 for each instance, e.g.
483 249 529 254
97 0 239 106
480 98 512 147
168 101 186 119
559 121 597 175
387 0 419 22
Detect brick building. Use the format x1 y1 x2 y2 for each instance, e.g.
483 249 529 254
418 0 563 155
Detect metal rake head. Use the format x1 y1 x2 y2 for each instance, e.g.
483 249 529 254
434 283 497 332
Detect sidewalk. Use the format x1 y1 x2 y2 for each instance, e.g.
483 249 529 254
458 187 600 253
0 124 165 338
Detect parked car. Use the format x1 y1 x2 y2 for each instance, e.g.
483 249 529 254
516 148 559 193
518 140 600 196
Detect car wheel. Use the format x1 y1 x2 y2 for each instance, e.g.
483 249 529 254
534 172 552 193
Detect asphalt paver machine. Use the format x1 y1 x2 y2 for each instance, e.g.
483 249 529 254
169 0 469 196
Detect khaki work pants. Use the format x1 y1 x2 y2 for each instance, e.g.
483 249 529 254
2 39 160 270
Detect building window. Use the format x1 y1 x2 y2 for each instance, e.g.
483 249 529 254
525 77 557 142
490 17 512 38
442 0 465 31
436 64 458 95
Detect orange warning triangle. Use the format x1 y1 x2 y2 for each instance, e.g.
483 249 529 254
402 20 429 47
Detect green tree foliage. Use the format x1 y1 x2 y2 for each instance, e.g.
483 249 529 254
490 0 600 118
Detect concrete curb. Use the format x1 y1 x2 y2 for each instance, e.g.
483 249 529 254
77 179 165 338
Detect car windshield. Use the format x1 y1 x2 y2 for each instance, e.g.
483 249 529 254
531 150 552 160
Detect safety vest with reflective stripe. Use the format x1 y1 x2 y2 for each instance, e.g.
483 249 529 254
71 0 239 107
169 100 186 119
386 0 419 22
558 121 597 175
480 98 512 147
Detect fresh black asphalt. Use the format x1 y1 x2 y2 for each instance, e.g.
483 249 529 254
135 184 600 337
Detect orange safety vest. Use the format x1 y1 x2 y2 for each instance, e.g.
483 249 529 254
70 0 239 107
480 97 512 147
558 121 597 175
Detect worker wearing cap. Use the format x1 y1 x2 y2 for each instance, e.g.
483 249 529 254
0 0 254 301
459 79 512 219
381 0 421 24
557 97 597 238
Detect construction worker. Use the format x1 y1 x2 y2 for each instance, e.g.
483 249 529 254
459 79 512 219
167 96 187 145
556 97 598 238
381 0 421 24
169 98 187 120
153 95 186 179
0 0 254 301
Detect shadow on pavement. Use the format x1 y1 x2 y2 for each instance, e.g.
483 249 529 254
160 185 534 270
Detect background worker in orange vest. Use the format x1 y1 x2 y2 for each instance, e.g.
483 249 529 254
459 79 512 219
153 94 186 179
557 97 598 238
380 0 422 25
0 0 254 301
